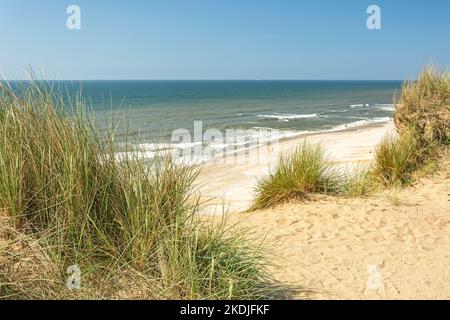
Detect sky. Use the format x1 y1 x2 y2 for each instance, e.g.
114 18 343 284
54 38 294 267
0 0 449 80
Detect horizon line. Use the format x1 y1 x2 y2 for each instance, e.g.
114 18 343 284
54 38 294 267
2 78 404 82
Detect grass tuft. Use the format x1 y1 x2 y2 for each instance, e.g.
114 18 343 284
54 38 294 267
250 142 340 210
373 130 422 186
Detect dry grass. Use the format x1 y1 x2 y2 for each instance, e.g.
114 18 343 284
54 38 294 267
395 65 450 146
0 215 62 299
375 66 449 186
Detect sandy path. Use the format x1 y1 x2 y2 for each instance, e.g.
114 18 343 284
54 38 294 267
227 161 450 299
198 121 394 213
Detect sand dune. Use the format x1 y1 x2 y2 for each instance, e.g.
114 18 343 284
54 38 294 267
228 164 450 299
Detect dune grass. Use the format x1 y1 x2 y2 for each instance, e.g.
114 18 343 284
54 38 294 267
250 142 379 210
374 66 449 186
373 130 422 186
250 142 341 210
395 65 450 147
341 167 377 197
0 80 278 299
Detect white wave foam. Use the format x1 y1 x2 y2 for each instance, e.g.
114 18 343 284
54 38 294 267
375 104 396 112
134 141 202 151
257 113 318 121
328 109 349 113
114 117 392 165
327 117 392 132
350 104 370 108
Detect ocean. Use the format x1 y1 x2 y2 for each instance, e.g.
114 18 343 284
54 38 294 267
8 80 402 162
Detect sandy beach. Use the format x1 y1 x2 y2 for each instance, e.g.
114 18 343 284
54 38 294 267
199 120 450 299
199 120 395 213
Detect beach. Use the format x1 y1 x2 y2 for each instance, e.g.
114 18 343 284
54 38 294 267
2 0 449 303
1 75 448 301
199 119 450 299
199 120 395 214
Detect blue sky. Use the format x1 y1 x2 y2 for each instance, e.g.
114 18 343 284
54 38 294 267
0 0 449 80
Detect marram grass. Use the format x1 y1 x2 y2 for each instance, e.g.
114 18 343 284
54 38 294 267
250 142 341 210
373 130 421 186
0 80 279 299
376 66 449 186
395 65 450 146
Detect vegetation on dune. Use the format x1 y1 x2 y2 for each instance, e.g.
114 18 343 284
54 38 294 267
250 142 378 210
0 81 278 299
340 167 377 197
394 65 450 147
374 65 449 186
373 130 422 186
250 142 341 210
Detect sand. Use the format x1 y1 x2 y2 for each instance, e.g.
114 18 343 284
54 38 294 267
228 168 450 299
199 120 450 299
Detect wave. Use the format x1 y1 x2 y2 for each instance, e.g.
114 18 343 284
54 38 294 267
349 103 395 112
326 117 392 132
114 127 309 164
130 141 202 151
328 109 349 113
251 127 309 141
257 113 319 121
375 104 396 112
114 117 392 165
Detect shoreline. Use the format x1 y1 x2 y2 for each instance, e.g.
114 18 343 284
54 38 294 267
115 117 394 165
198 119 395 214
264 118 394 156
